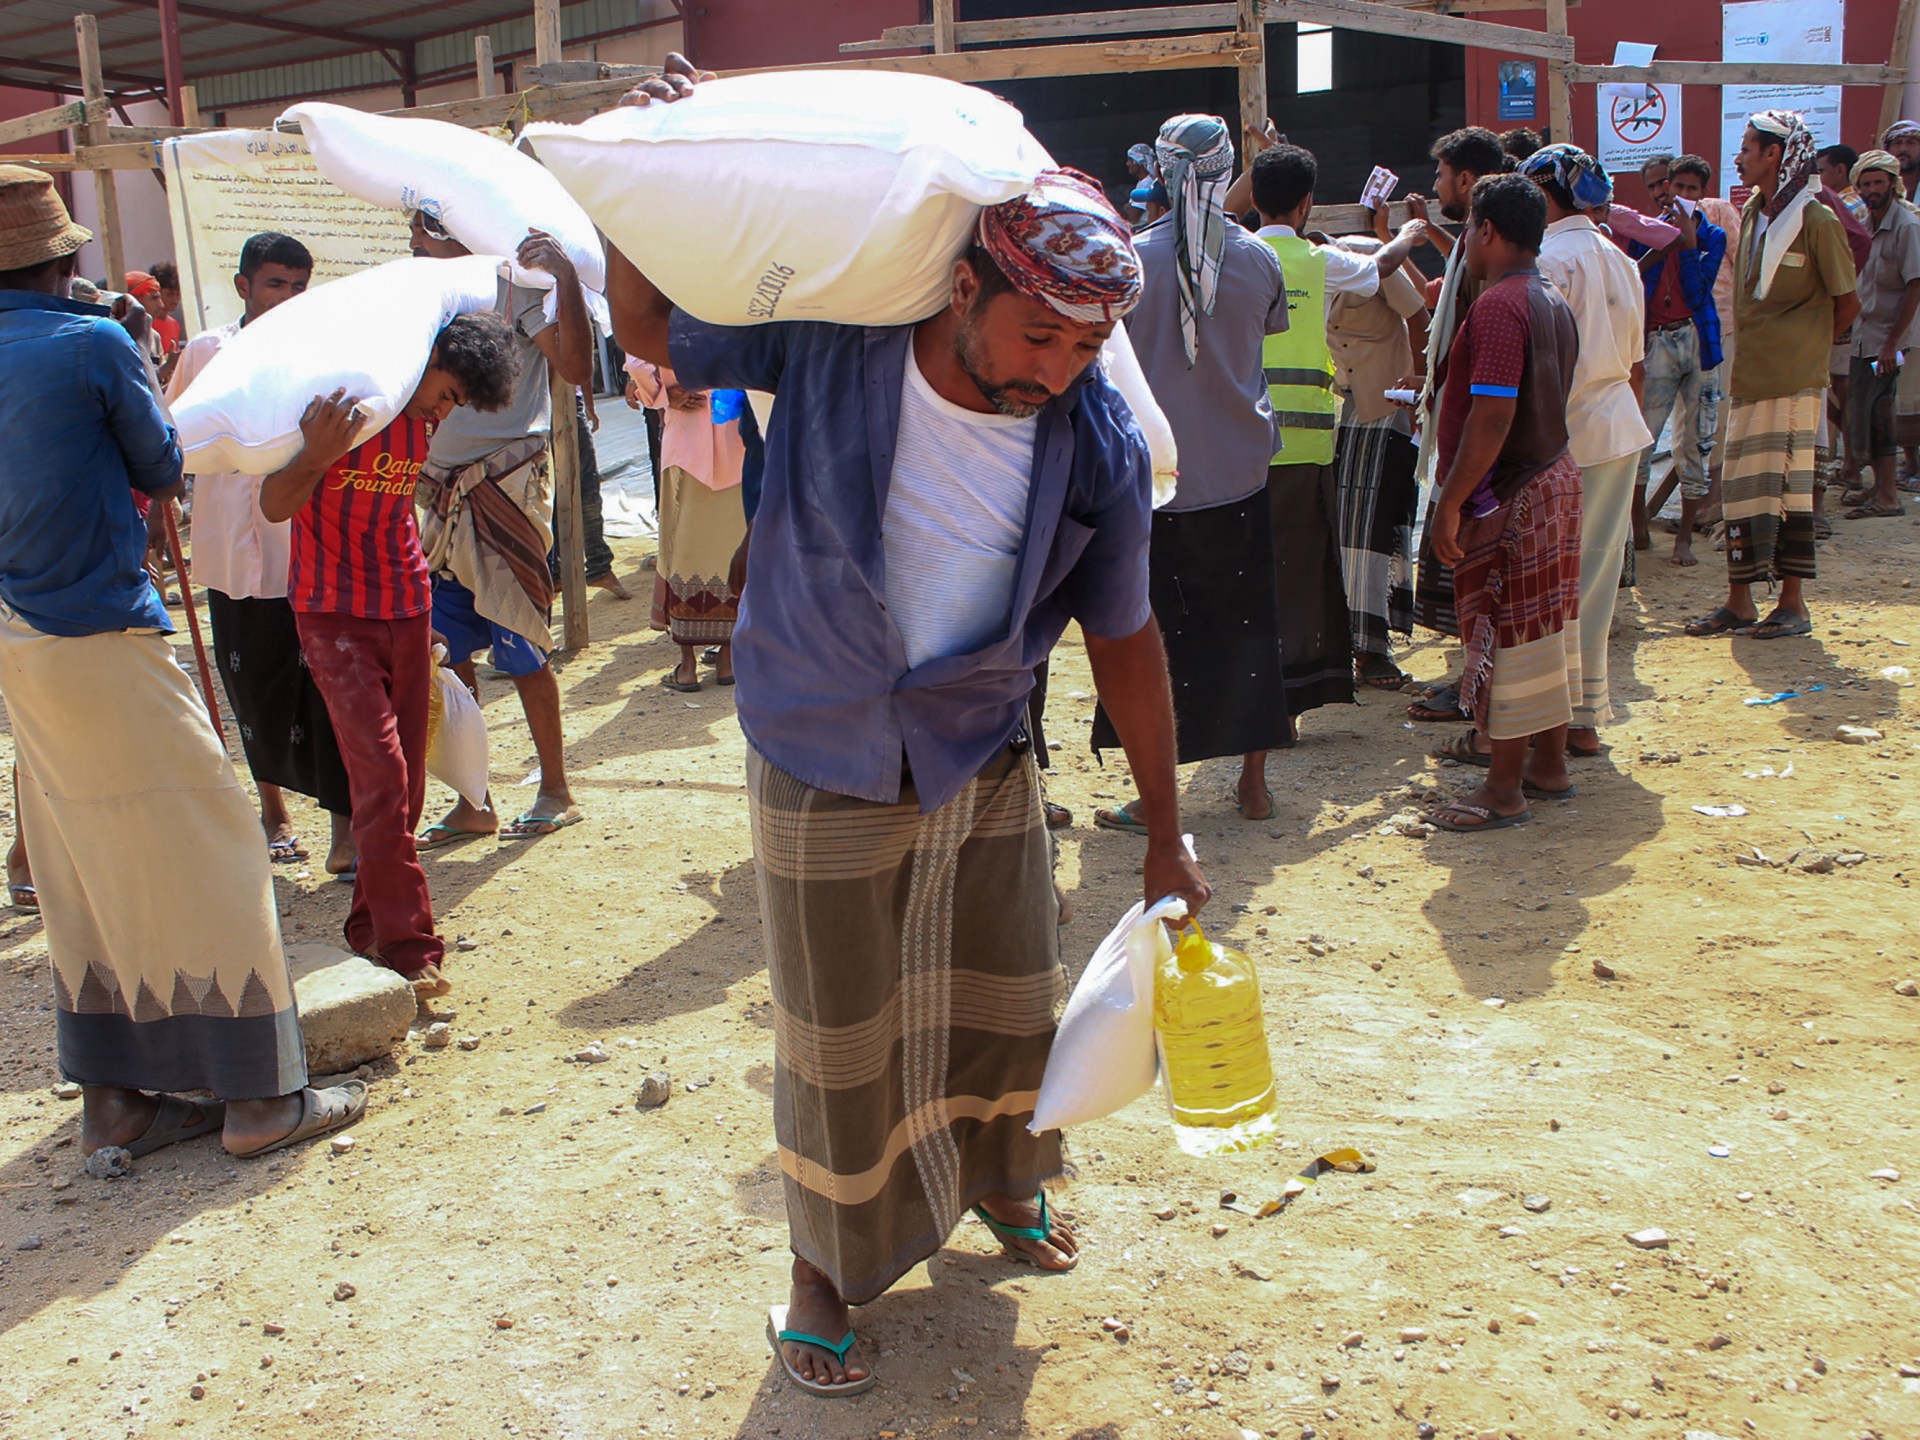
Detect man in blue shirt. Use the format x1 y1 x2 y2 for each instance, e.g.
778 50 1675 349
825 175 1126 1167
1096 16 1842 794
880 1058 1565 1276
0 165 364 1164
1635 154 1728 567
610 153 1210 1398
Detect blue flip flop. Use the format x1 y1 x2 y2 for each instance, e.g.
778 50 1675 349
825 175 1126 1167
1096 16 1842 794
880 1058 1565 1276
971 1191 1079 1271
766 1304 875 1397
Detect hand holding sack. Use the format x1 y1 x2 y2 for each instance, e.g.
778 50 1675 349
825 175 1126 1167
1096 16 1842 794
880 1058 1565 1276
170 255 503 474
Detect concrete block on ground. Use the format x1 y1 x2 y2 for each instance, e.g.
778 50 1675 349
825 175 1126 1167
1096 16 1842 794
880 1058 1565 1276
286 943 414 1074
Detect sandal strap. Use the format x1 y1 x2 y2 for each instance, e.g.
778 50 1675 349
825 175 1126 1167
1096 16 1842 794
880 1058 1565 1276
775 1327 857 1360
973 1192 1053 1244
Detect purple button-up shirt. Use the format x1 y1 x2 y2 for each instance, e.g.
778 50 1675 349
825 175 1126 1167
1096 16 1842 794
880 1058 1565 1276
671 314 1154 813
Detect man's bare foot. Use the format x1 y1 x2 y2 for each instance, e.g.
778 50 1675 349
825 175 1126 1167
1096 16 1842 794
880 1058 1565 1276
405 964 453 998
976 1192 1079 1270
325 812 357 875
781 1259 871 1389
1632 527 1652 551
427 797 498 840
1670 539 1698 567
590 571 633 600
80 1086 163 1153
218 1093 306 1155
1235 772 1273 821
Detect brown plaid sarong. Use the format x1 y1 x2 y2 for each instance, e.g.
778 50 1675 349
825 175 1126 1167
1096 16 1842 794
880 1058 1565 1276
747 744 1064 1305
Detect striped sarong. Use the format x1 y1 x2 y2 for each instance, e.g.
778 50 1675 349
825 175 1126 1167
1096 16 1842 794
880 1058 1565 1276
1454 454 1583 742
747 744 1065 1306
1268 460 1356 714
1722 391 1819 586
1411 499 1459 639
1333 418 1419 659
417 435 556 650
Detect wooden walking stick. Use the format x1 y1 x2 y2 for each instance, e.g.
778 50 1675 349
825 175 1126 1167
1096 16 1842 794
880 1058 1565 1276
160 501 222 737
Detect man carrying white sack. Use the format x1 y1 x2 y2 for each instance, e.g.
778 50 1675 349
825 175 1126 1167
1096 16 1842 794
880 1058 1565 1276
608 157 1212 1395
408 217 592 846
0 165 365 1160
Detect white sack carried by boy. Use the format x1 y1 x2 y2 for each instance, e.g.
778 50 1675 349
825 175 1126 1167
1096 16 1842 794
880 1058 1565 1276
523 70 1053 327
1102 320 1179 507
281 101 608 328
1029 895 1188 1135
171 255 502 475
425 645 490 812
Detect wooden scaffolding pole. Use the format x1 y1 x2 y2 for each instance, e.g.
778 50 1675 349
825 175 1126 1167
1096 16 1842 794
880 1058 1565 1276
1543 0 1571 143
74 15 126 288
534 0 590 651
476 35 500 97
1880 0 1920 139
1235 0 1267 157
933 0 958 55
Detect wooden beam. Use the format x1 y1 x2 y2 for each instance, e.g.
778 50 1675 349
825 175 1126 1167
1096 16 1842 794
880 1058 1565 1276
932 0 957 54
1236 0 1266 161
178 83 199 127
75 15 126 288
1880 0 1920 137
1257 0 1573 61
752 32 1255 83
842 4 1235 53
1566 62 1902 87
384 75 642 127
1543 0 1570 143
0 100 93 148
534 0 564 68
476 34 499 97
8 143 158 171
550 375 589 650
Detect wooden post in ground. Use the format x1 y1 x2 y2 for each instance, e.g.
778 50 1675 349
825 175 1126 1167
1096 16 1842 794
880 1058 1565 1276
933 0 958 54
74 15 126 288
534 0 590 649
1879 0 1920 138
1235 0 1267 159
476 35 499 97
1544 0 1572 143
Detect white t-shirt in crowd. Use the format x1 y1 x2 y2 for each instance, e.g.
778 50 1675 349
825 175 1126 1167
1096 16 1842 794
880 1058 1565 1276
165 321 292 602
882 347 1037 670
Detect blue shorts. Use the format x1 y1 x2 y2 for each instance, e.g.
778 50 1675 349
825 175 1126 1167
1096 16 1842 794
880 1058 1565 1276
431 575 548 678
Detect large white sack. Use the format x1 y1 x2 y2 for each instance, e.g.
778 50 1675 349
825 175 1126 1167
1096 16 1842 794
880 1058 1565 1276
1029 895 1188 1136
1102 320 1179 507
172 254 504 475
282 102 607 302
524 70 1053 327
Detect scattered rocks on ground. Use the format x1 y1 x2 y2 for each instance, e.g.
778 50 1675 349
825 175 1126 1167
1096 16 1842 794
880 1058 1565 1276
1626 1228 1670 1249
1591 958 1617 980
286 944 416 1072
455 937 479 952
85 1146 132 1179
1223 1349 1251 1376
1790 850 1835 874
634 1071 672 1109
1339 1332 1364 1348
523 1102 547 1115
1522 1194 1552 1213
332 1282 356 1302
1398 1328 1427 1343
330 1135 356 1155
421 1022 453 1050
1835 725 1883 743
570 1043 609 1064
52 1082 80 1100
1378 809 1435 839
1895 978 1919 997
457 1035 481 1051
1870 1168 1901 1182
16 1234 43 1250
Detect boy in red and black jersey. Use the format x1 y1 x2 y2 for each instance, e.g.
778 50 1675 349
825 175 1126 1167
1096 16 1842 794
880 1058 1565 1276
262 315 517 996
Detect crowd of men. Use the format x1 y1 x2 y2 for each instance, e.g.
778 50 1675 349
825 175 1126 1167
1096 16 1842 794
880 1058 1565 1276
0 54 1904 1398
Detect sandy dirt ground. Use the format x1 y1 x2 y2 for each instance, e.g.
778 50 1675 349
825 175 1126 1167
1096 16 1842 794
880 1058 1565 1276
1 507 1918 1440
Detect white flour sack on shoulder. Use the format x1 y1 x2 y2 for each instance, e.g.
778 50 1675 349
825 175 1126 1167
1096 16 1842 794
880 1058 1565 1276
523 70 1053 326
172 255 503 475
1101 321 1179 507
281 102 607 304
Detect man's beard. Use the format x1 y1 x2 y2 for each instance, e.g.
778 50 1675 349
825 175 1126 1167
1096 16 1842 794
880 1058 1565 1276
1440 195 1467 223
953 311 1052 419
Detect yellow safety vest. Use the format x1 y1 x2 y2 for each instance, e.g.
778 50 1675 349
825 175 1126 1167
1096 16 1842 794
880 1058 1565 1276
1260 233 1337 467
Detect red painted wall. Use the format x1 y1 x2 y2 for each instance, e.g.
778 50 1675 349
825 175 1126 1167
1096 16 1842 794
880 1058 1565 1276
1464 0 1901 210
681 0 919 69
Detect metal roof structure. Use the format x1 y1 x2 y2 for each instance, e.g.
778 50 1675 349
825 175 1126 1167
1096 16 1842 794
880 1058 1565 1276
0 0 675 110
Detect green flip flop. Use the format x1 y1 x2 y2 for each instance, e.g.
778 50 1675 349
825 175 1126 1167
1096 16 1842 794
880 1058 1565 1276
766 1304 875 1398
971 1191 1079 1271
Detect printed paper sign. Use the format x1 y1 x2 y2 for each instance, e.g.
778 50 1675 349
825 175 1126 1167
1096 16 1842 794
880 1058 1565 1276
1720 0 1844 204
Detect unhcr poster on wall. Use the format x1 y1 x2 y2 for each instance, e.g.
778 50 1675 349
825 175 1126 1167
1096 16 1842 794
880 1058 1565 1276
1720 0 1844 203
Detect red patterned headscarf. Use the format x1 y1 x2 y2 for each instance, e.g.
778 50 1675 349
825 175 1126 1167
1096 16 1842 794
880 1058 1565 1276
976 168 1143 323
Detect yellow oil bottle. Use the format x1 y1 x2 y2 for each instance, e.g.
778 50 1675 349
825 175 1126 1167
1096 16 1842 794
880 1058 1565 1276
1153 921 1278 1156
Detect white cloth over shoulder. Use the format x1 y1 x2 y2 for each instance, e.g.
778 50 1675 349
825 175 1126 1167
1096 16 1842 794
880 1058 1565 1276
1030 895 1188 1135
524 70 1052 327
171 255 503 475
1101 320 1179 507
